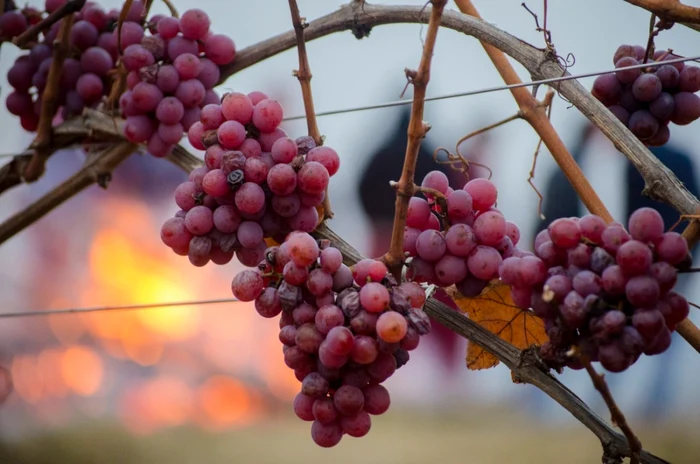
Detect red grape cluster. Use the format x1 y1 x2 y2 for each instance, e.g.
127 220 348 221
160 90 340 267
404 170 522 296
5 0 130 130
500 207 690 372
231 232 431 447
593 45 700 146
119 6 236 157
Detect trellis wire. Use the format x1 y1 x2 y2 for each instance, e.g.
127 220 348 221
0 298 241 319
1 54 699 160
281 54 700 121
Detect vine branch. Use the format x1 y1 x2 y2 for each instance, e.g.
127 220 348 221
582 358 643 464
384 0 447 278
287 0 333 219
0 141 136 245
623 0 700 25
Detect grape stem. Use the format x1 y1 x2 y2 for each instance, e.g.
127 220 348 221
11 0 85 48
389 181 447 201
0 141 137 245
581 356 643 464
384 0 448 279
287 0 334 220
160 0 179 18
453 0 613 223
528 90 555 221
22 14 76 183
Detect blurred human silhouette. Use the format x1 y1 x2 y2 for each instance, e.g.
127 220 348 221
532 122 699 418
358 108 493 378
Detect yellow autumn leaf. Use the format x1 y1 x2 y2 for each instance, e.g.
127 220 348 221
448 282 548 370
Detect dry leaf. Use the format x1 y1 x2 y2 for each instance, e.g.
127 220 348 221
447 282 548 370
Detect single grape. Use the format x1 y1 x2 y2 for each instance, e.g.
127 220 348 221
407 197 431 229
548 218 581 249
185 205 214 235
362 385 390 415
415 229 446 262
376 311 408 343
473 211 506 246
231 269 264 301
467 245 502 280
626 275 660 307
616 240 653 275
614 57 641 84
298 161 330 195
204 34 236 65
255 287 282 318
351 335 379 364
655 232 689 265
359 282 390 313
252 99 283 132
463 178 497 211
293 393 316 421
671 92 700 125
592 73 622 105
601 265 627 296
678 66 700 92
434 254 468 285
444 223 478 257
632 73 663 102
628 207 664 243
649 92 675 121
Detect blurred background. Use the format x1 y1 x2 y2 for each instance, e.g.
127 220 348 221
0 0 699 462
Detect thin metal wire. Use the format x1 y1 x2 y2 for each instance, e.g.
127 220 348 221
282 54 700 121
0 297 241 319
1 54 699 160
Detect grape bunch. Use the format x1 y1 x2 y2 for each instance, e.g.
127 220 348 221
119 7 236 157
499 207 690 372
160 90 340 267
592 45 700 146
5 0 130 130
231 232 431 447
404 170 523 296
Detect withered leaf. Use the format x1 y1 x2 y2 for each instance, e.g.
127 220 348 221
448 282 548 370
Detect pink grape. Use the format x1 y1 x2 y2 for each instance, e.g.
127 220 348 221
231 270 264 302
473 211 506 246
218 120 247 149
467 245 502 280
415 229 446 262
376 312 408 343
359 283 390 313
252 99 283 132
306 147 340 176
463 178 497 211
204 34 236 65
298 161 330 195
